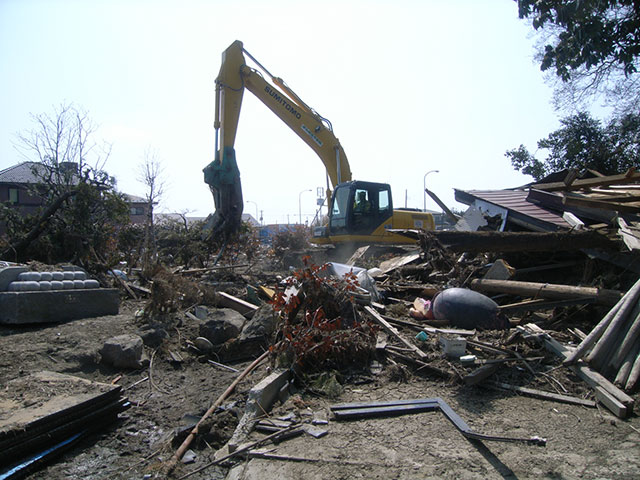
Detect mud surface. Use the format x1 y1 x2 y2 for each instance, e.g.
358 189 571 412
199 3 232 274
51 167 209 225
1 300 640 480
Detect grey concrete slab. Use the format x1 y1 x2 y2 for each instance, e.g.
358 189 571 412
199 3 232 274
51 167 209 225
0 289 120 324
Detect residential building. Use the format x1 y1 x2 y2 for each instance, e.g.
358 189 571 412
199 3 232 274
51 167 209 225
0 161 151 233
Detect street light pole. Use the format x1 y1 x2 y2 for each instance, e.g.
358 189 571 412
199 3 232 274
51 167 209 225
246 200 259 224
423 170 439 212
299 189 312 224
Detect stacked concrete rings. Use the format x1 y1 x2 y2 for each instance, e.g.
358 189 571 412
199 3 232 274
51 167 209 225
7 271 100 292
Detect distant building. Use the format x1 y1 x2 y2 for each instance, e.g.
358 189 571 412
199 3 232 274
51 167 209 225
0 161 151 232
121 193 149 225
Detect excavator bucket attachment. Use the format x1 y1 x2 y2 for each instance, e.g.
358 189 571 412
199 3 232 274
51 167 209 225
202 147 243 239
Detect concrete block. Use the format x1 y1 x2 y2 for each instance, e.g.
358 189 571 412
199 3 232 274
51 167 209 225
100 334 145 369
227 369 292 452
0 288 120 324
0 266 27 291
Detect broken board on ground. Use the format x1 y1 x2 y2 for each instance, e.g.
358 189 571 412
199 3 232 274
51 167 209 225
0 371 128 479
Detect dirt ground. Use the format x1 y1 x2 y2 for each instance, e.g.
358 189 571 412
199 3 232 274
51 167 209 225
2 294 640 480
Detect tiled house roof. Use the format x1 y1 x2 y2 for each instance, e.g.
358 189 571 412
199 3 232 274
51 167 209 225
0 162 43 183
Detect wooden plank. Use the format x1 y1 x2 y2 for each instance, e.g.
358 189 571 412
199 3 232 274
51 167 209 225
489 381 596 408
179 264 249 275
499 297 597 313
364 306 428 359
425 188 460 222
217 291 259 318
423 326 476 337
378 253 421 274
562 195 640 214
540 334 634 418
346 246 370 266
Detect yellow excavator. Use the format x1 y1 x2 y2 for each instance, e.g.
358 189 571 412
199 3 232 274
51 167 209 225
203 40 435 245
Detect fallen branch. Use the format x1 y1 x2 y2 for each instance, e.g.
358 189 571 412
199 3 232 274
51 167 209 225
178 425 298 479
166 349 270 474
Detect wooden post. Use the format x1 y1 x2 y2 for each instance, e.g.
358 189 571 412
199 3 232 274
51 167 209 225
470 279 623 306
585 281 640 369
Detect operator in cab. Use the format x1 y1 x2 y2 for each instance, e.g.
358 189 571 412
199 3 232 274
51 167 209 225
353 191 371 214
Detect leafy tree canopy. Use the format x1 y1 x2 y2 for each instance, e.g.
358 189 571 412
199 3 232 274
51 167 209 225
505 111 640 180
516 0 640 111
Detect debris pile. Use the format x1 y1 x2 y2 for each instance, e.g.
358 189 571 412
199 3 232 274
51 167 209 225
2 168 640 478
270 257 378 373
0 371 128 479
565 277 640 392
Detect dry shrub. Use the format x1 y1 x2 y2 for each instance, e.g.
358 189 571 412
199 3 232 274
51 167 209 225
271 225 310 256
270 257 377 373
144 267 216 318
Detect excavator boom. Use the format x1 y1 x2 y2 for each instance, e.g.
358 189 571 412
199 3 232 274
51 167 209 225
203 40 350 238
204 40 434 244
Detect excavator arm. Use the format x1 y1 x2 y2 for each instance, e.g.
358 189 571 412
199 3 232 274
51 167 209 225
203 40 351 238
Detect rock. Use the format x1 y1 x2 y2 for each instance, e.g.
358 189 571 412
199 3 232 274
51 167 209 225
100 334 146 369
221 305 279 360
194 336 214 352
181 449 197 464
139 328 169 348
237 304 277 345
199 308 246 345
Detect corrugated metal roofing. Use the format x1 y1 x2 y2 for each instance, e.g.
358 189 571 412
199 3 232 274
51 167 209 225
456 189 572 230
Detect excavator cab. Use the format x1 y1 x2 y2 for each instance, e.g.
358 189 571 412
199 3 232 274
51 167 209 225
313 181 394 242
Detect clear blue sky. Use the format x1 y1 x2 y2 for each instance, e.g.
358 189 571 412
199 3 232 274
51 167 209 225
1 0 566 224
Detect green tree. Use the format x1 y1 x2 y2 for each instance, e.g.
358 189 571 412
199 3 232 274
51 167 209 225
1 104 129 266
516 0 640 112
506 111 640 180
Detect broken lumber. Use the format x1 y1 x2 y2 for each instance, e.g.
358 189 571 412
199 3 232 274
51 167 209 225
470 279 623 306
488 382 596 408
541 334 634 418
167 350 269 473
179 264 249 275
531 169 640 192
217 291 259 318
424 230 614 253
425 188 460 222
499 297 597 313
364 306 427 359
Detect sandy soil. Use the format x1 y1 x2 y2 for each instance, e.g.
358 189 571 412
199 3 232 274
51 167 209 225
1 298 640 480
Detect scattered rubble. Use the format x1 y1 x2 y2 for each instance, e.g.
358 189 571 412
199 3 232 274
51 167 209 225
2 168 640 479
